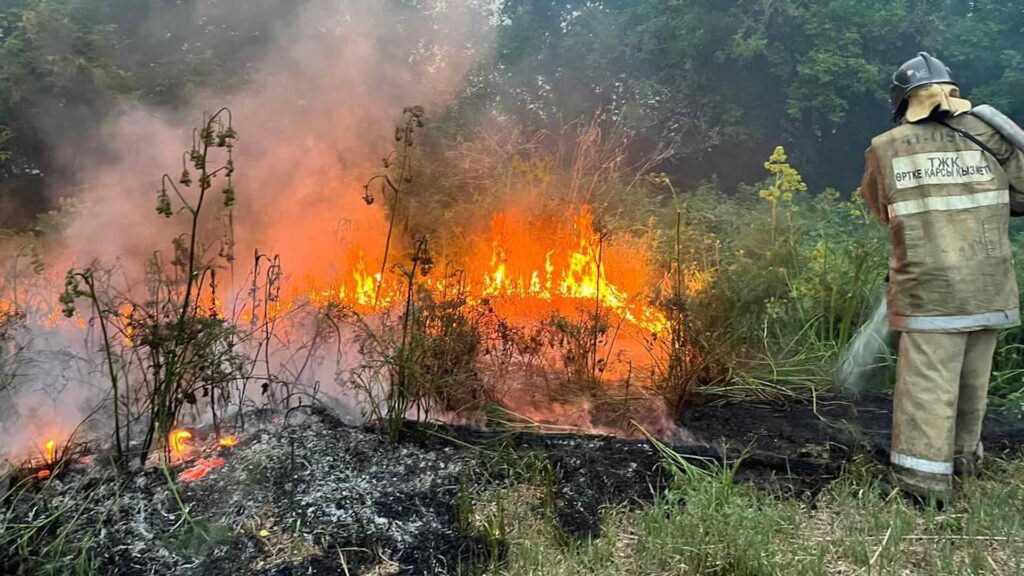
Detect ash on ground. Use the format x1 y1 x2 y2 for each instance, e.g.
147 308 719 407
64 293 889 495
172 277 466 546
4 399 1022 575
2 409 489 575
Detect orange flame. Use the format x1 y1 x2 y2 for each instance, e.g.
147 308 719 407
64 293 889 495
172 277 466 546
43 439 57 465
177 456 225 482
466 206 669 334
118 303 135 345
169 429 193 456
12 203 692 429
351 251 382 307
271 205 675 338
218 435 238 447
23 203 679 341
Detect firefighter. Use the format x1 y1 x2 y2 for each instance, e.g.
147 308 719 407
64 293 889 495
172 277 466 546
861 52 1024 504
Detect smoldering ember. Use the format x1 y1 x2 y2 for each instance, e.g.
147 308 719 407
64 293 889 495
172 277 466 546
3 2 1024 576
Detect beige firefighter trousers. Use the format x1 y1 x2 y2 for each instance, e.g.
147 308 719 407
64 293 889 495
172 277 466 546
891 329 998 499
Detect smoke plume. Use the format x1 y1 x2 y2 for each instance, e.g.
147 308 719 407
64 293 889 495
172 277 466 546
1 0 494 460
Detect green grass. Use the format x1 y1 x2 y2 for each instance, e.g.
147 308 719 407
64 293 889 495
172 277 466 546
473 456 1024 576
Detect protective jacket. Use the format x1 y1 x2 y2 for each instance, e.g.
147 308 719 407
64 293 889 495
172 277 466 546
862 113 1024 332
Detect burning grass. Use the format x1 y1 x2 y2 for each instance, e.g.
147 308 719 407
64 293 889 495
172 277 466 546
301 205 671 335
0 107 709 472
0 96 1020 576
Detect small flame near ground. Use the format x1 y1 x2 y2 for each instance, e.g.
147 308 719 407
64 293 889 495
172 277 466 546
177 457 226 482
43 439 57 465
218 435 238 448
169 429 193 456
34 439 58 479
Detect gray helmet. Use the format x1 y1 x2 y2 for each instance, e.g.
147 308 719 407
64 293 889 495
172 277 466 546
890 52 957 123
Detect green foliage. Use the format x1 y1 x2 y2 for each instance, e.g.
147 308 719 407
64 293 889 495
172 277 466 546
789 189 886 346
486 450 1024 575
990 234 1024 413
0 0 125 178
0 0 302 227
758 145 807 244
464 0 1024 191
3 0 1024 218
653 148 885 399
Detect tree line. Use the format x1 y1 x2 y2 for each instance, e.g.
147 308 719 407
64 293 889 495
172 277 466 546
466 0 1024 192
3 0 1023 226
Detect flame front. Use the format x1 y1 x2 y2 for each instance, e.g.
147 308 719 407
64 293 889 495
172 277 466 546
13 205 686 455
290 205 670 336
468 207 668 334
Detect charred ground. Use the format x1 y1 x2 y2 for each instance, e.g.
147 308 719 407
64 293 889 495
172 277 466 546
4 397 1023 576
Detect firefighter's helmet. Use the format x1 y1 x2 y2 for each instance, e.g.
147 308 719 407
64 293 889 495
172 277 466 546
890 52 957 123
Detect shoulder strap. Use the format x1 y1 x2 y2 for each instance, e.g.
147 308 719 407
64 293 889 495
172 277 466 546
938 117 1024 216
936 119 1003 164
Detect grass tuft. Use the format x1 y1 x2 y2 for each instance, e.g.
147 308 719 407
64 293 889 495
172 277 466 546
481 450 1024 575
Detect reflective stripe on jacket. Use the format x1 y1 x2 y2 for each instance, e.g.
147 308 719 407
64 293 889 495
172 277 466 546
861 113 1024 333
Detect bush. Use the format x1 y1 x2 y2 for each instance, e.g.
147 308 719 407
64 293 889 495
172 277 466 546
344 257 492 439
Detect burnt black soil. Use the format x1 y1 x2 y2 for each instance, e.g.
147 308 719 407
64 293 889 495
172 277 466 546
682 394 1024 461
404 394 1024 540
4 398 1023 576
